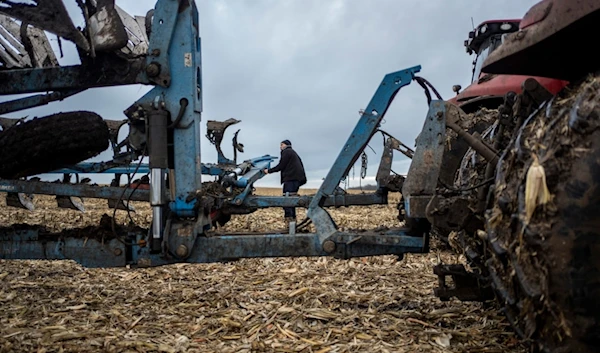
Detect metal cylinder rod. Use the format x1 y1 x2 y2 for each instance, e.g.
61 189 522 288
152 206 163 241
148 106 169 249
150 167 165 232
446 121 499 164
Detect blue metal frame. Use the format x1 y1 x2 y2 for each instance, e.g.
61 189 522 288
1 228 426 268
307 66 421 241
0 59 149 94
0 179 388 209
1 231 127 268
0 179 149 201
0 0 431 268
130 0 202 217
50 155 275 178
0 89 85 115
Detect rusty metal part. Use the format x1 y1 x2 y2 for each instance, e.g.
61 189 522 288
374 133 412 191
0 14 57 69
403 101 446 218
482 0 600 81
176 244 189 258
378 130 414 159
445 103 499 165
322 240 336 253
232 129 244 163
88 0 128 52
522 77 553 106
438 113 495 187
104 119 128 145
206 118 242 164
0 0 90 52
146 62 161 77
433 264 494 302
376 136 398 189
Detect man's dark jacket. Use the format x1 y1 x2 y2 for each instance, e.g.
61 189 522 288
268 146 307 185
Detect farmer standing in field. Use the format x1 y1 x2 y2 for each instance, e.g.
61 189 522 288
263 140 307 226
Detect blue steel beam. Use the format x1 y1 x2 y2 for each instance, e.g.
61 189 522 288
0 179 387 208
52 163 151 174
52 163 228 176
136 231 426 267
0 89 85 115
133 0 202 217
145 0 179 87
0 179 149 201
243 193 386 208
307 66 421 239
2 229 426 268
0 59 149 95
182 232 426 262
202 164 227 176
310 66 421 207
0 232 126 268
234 155 276 188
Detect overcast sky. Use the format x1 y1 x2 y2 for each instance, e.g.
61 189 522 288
1 0 539 188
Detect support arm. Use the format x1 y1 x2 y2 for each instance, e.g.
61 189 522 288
307 65 421 240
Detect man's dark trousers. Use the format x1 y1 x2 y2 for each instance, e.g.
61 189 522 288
283 180 300 219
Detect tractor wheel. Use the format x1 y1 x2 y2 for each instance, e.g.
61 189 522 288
485 74 600 353
0 111 110 179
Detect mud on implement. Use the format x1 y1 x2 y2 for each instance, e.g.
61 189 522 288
0 1 599 352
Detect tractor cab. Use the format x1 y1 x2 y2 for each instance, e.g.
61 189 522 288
466 19 520 83
448 19 567 113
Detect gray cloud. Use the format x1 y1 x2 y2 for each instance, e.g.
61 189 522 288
1 0 539 188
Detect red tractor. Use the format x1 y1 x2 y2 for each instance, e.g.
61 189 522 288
424 1 600 352
448 18 568 113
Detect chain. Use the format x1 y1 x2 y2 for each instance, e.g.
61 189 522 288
361 152 367 179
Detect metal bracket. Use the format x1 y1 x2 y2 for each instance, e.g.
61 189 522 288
144 0 179 87
402 100 446 218
434 264 494 302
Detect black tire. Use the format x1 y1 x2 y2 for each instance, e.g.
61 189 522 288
485 76 600 353
0 111 110 179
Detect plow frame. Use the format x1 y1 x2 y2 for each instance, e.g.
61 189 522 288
0 0 434 268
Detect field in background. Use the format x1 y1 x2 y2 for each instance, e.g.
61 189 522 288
0 188 525 352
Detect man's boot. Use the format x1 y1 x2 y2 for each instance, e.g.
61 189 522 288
284 217 296 233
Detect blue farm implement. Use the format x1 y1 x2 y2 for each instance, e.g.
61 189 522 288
1 1 599 352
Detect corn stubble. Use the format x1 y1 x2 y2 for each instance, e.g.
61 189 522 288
0 189 525 353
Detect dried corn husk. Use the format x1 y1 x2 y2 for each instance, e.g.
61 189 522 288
524 154 551 223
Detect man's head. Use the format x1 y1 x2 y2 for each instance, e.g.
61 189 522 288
280 139 291 150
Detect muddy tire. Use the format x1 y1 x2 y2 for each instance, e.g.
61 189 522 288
0 111 110 179
485 75 600 353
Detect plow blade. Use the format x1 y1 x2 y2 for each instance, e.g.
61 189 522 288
108 198 136 211
56 195 85 212
5 192 34 211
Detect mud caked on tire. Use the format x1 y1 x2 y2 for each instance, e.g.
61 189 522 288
0 111 110 179
485 74 600 353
